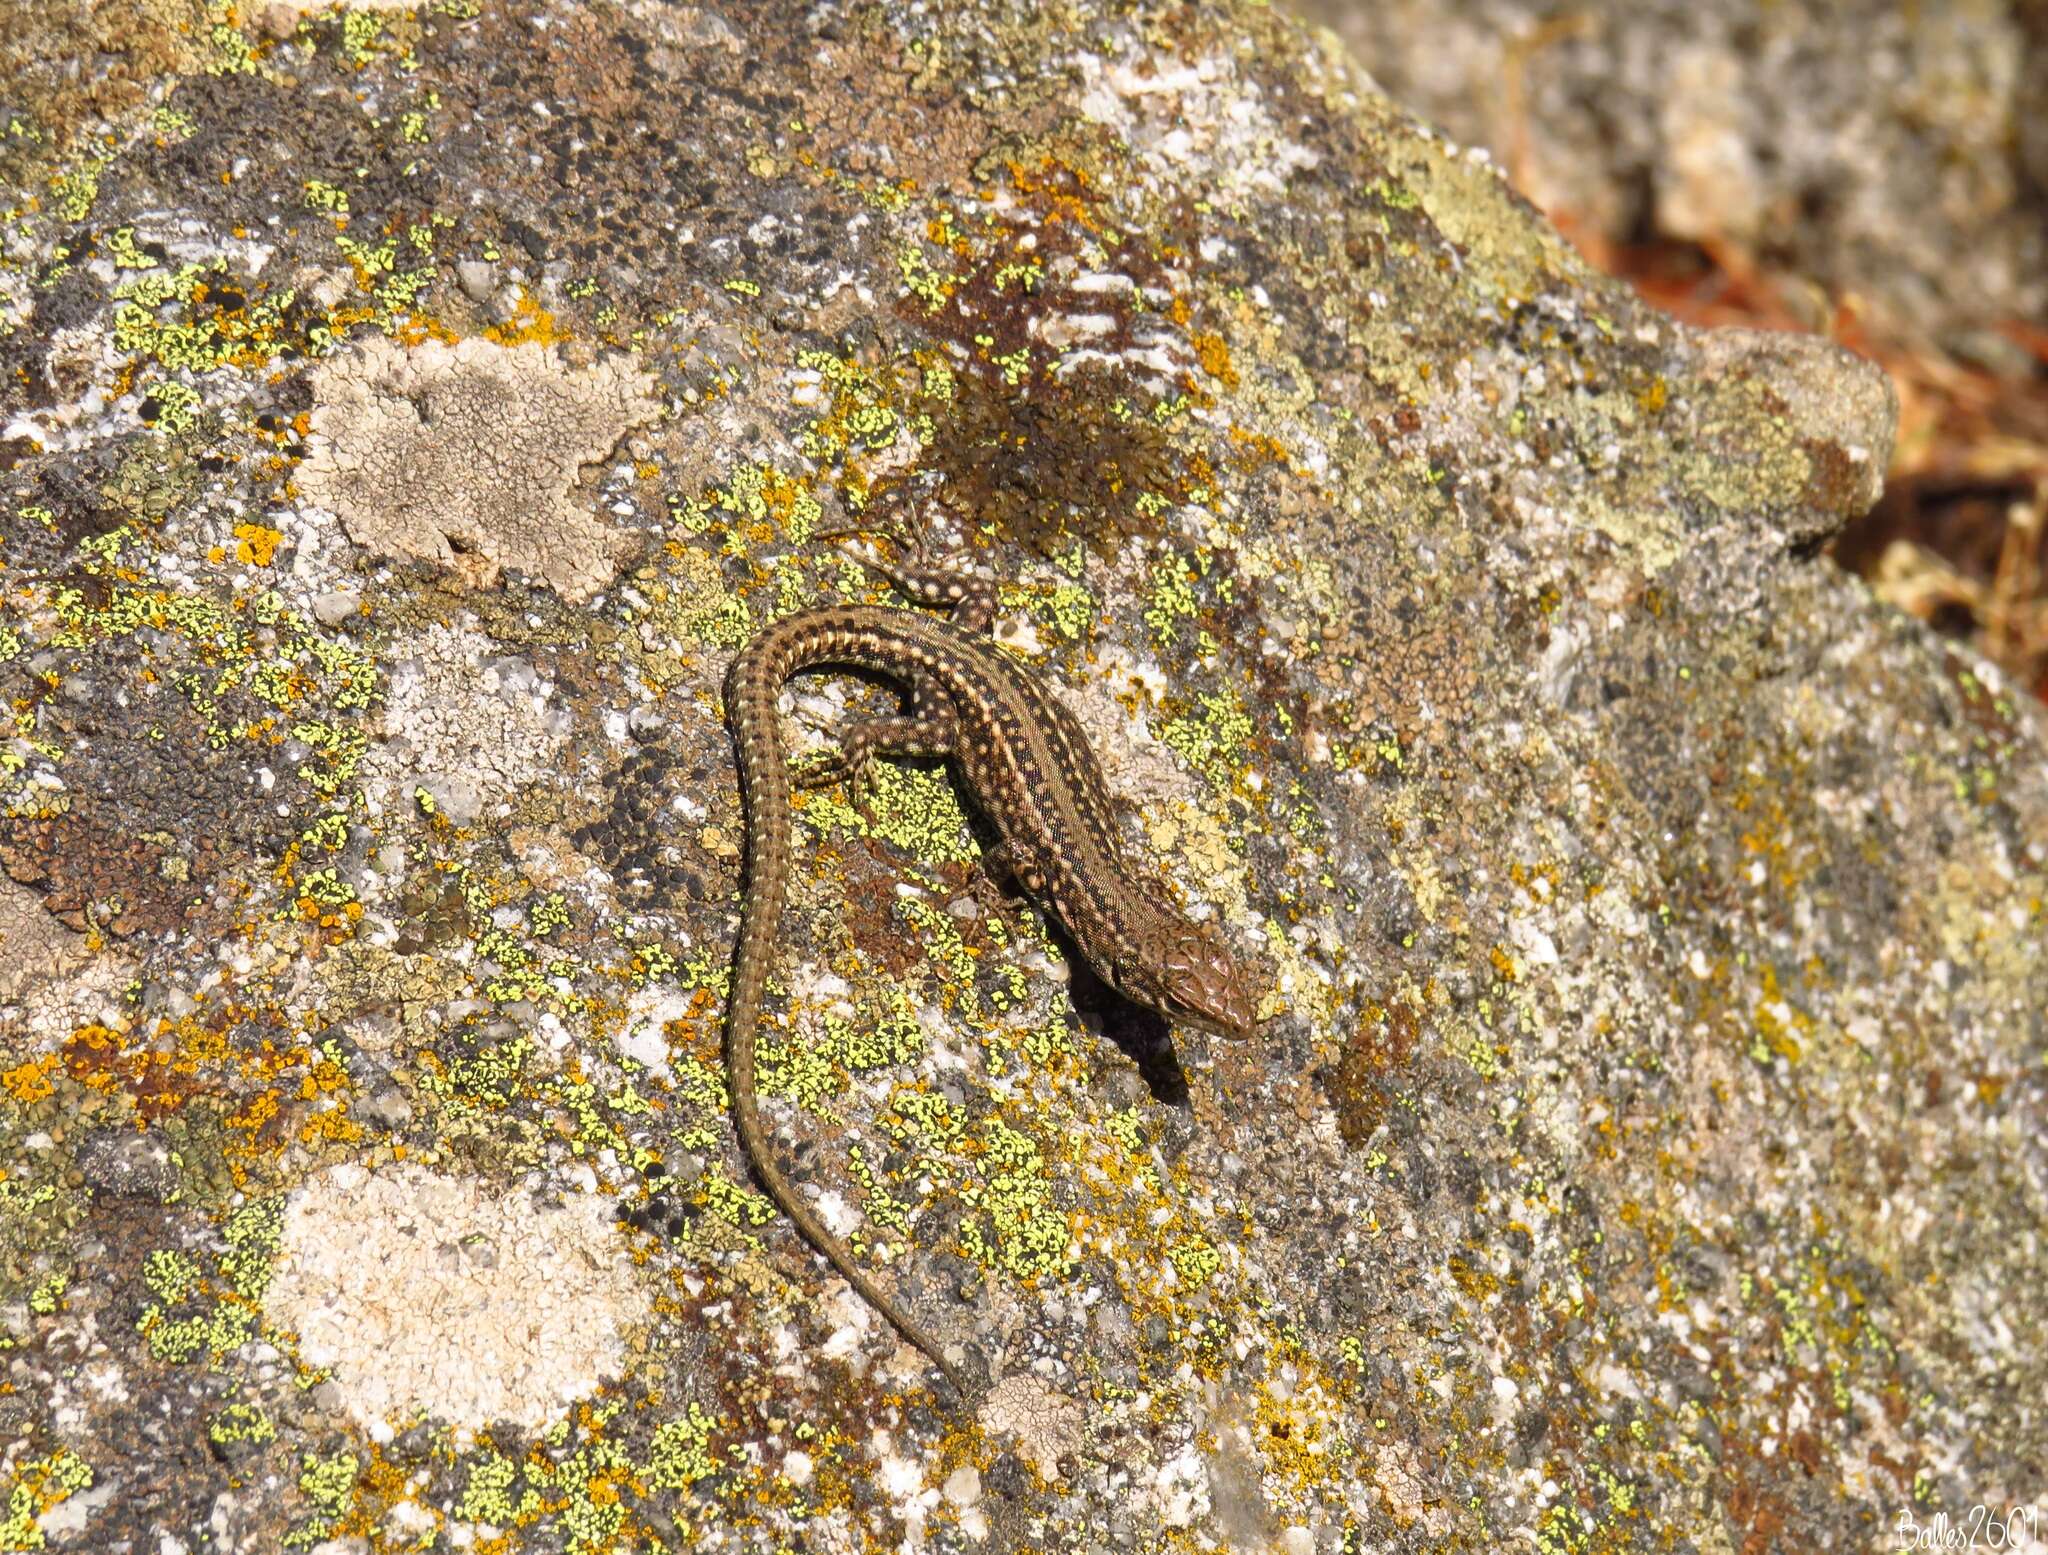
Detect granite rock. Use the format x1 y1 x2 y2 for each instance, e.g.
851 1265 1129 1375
0 2 2040 1552
1294 0 2048 349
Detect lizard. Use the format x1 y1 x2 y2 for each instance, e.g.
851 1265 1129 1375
721 547 1264 1394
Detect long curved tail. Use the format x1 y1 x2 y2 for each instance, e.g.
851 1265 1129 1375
723 631 970 1396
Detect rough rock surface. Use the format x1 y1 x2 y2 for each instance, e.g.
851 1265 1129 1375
1294 0 2048 353
0 3 2042 1553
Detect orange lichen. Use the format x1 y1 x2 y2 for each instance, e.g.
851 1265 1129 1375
483 291 574 347
1 1054 61 1104
1191 329 1237 388
232 523 282 565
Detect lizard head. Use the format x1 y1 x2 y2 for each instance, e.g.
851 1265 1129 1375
1124 922 1264 1040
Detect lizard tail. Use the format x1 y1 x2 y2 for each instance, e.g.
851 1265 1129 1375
724 633 973 1398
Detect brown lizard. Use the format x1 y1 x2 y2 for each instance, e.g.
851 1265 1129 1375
721 550 1262 1393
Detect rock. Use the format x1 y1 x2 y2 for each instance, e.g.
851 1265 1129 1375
0 3 2039 1554
625 705 668 742
74 1132 179 1202
984 1451 1033 1501
455 259 498 305
311 590 359 626
1295 0 2048 340
358 1083 413 1129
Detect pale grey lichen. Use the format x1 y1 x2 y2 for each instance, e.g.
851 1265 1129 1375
295 336 661 602
980 1372 1087 1476
357 618 572 823
1071 50 1321 212
264 1161 650 1433
0 876 133 1042
0 876 89 1012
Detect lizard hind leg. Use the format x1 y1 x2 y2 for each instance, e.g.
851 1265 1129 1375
976 840 1054 901
791 676 962 824
824 523 1001 635
859 553 1000 636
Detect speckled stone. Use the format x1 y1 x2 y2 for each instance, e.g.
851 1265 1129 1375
0 2 2040 1553
1295 0 2048 348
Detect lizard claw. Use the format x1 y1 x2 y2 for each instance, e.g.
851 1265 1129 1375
815 483 928 563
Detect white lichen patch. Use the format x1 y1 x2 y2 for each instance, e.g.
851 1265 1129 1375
264 1162 649 1432
0 878 136 1041
296 336 660 601
1073 49 1319 211
260 0 417 17
980 1372 1087 1475
358 619 572 822
0 876 91 1012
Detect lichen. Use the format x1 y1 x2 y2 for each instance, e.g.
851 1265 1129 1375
356 618 570 816
0 1448 92 1552
0 0 2030 1550
285 1449 359 1550
262 1162 651 1431
295 336 661 601
644 1403 720 1491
